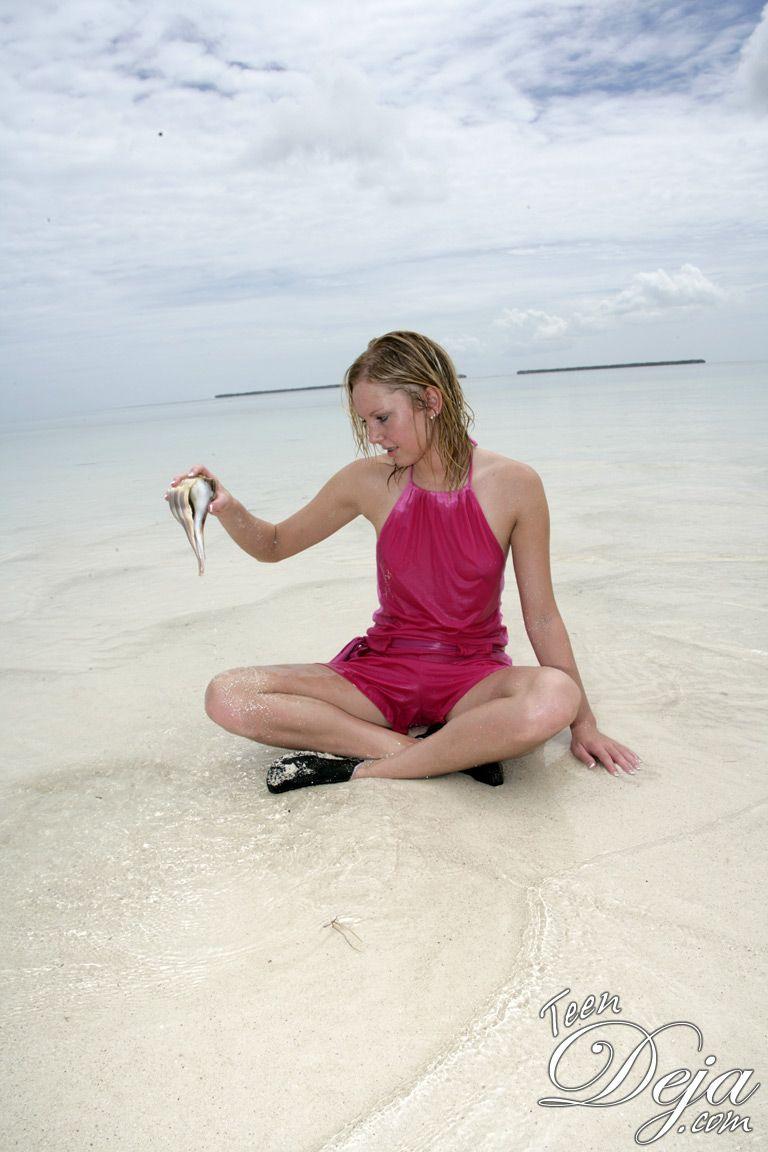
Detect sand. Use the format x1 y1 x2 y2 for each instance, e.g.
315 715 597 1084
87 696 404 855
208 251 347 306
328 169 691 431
1 363 766 1150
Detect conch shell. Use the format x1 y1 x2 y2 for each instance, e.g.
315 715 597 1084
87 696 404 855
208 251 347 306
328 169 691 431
168 476 216 575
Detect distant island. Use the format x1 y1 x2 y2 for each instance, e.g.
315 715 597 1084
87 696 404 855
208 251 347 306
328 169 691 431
517 359 705 375
214 361 706 397
217 375 468 398
215 384 340 398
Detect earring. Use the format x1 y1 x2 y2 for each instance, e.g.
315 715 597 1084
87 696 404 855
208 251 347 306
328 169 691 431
430 413 437 421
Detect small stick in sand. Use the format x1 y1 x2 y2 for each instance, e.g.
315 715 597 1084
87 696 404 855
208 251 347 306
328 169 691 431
322 916 363 951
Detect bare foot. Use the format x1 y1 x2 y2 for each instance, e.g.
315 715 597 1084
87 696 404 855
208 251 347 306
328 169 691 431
351 760 376 778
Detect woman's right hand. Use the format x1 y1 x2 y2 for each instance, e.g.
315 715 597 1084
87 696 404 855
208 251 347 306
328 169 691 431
164 465 234 518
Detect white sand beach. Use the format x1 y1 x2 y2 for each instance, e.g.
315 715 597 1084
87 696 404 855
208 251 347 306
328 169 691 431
1 362 766 1150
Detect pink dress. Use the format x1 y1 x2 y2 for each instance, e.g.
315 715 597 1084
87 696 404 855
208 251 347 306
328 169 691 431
322 439 513 733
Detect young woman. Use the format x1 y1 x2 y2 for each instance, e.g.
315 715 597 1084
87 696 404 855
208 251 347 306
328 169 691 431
166 331 640 794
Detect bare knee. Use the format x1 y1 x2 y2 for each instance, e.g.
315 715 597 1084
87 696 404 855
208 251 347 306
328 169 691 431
527 668 582 733
204 667 271 731
204 673 227 724
205 671 235 728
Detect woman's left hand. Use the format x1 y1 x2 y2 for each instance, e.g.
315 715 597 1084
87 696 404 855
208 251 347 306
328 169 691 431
570 720 640 776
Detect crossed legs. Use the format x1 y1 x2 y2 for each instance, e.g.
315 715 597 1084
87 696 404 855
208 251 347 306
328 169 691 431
204 662 581 779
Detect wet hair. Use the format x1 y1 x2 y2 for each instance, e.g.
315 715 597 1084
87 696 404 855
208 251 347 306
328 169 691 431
343 331 474 490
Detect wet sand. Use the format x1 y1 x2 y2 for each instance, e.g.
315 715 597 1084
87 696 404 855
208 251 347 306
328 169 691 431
1 364 766 1150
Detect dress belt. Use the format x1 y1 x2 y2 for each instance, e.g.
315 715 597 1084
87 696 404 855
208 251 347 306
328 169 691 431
365 634 505 657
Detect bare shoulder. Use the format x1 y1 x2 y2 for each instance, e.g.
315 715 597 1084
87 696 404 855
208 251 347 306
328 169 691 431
471 449 543 553
473 448 543 509
329 454 378 502
490 453 551 564
474 447 540 486
351 454 406 522
318 453 397 521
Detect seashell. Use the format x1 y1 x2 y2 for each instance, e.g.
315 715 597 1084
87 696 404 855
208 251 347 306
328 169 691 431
168 476 216 575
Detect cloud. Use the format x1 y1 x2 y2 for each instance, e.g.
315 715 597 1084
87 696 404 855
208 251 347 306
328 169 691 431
495 265 726 342
250 65 446 200
587 263 726 322
162 15 219 53
495 308 572 341
0 2 766 421
441 334 483 354
736 2 768 111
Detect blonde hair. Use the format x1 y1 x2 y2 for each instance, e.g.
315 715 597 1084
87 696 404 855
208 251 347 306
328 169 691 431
343 331 474 490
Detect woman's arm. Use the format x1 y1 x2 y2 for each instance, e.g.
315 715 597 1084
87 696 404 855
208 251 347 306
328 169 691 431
509 465 639 775
510 465 595 726
168 460 364 564
216 498 281 562
524 618 596 729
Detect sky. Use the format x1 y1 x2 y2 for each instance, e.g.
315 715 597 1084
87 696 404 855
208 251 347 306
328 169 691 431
1 0 767 423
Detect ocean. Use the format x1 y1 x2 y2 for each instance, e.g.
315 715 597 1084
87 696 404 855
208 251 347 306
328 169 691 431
1 359 766 1151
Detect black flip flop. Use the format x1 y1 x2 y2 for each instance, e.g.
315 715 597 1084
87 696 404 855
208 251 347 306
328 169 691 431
267 751 363 794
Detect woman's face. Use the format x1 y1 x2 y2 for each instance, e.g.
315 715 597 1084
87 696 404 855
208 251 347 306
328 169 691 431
352 378 437 464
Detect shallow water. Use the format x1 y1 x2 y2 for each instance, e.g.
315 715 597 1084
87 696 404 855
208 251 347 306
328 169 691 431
1 361 766 1150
